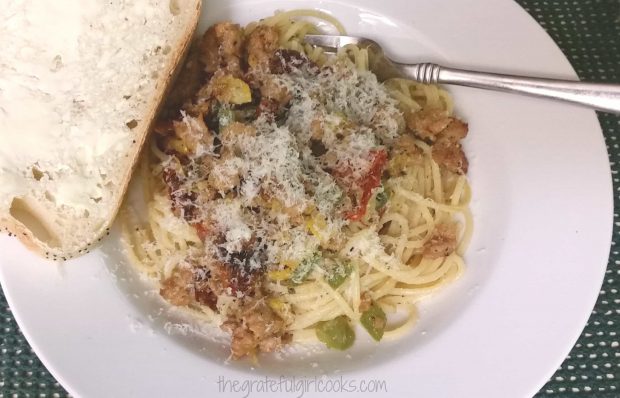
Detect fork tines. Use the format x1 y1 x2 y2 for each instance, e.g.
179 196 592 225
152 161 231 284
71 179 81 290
303 34 363 52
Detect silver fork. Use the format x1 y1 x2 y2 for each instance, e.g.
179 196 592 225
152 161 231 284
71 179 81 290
304 34 620 114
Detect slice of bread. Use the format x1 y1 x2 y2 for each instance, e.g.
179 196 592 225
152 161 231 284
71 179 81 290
0 0 201 260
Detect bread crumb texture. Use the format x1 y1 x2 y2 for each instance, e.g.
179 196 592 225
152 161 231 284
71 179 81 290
0 0 196 256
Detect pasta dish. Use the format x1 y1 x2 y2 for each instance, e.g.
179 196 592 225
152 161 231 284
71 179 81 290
121 10 472 359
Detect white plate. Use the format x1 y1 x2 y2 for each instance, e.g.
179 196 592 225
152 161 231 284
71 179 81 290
0 0 612 397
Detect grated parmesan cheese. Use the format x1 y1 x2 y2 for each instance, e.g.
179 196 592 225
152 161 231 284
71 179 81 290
160 57 405 280
210 199 252 253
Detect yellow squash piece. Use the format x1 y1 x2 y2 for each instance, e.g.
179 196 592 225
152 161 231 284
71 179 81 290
268 259 299 281
213 75 252 105
306 212 329 243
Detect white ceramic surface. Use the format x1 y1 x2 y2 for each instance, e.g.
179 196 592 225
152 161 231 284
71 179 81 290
0 0 612 397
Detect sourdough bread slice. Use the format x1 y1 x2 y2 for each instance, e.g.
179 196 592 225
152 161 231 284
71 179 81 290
0 0 201 260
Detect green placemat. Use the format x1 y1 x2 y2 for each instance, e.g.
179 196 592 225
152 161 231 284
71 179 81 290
519 0 620 396
1 1 618 397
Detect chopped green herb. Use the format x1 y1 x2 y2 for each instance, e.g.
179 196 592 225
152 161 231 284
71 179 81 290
326 260 352 289
360 302 387 341
375 186 389 210
217 107 235 130
316 316 355 350
290 252 320 284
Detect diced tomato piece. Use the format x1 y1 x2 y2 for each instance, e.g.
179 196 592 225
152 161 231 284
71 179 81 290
193 223 209 241
344 149 388 221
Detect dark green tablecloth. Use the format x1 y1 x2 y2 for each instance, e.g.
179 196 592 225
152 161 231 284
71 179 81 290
1 0 618 396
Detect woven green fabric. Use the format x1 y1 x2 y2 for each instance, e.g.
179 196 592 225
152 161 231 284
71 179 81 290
0 1 618 397
518 0 620 396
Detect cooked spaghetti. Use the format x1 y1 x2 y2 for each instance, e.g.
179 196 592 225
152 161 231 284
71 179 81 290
121 10 472 359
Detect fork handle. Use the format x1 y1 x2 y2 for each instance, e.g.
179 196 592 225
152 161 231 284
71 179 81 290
397 63 620 114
